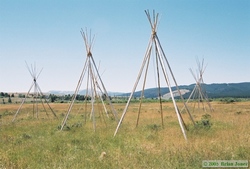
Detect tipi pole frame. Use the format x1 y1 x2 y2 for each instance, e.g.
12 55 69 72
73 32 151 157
61 29 117 131
115 10 193 140
12 62 56 122
184 58 214 114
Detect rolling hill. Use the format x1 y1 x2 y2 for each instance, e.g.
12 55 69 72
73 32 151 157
118 82 250 99
48 82 250 99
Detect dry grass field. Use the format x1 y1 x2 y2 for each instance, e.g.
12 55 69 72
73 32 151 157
0 100 249 168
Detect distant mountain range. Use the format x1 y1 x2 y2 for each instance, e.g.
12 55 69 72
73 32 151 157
49 89 124 97
49 82 250 99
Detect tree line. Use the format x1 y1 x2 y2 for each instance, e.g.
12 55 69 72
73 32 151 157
49 94 111 103
0 92 14 104
0 92 112 104
0 92 14 98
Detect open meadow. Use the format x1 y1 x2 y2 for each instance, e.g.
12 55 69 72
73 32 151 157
0 100 250 168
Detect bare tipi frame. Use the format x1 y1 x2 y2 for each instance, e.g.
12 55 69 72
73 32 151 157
184 58 213 113
114 10 195 140
60 29 118 131
12 62 57 122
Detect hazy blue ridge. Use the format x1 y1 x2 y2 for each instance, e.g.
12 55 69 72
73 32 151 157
49 82 250 99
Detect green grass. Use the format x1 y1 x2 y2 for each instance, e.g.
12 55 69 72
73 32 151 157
0 101 250 168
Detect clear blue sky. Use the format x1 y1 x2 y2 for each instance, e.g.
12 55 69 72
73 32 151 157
0 0 249 93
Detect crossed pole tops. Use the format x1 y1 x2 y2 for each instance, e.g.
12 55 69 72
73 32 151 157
81 28 94 58
145 10 159 37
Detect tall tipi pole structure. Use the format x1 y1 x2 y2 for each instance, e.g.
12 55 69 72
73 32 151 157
184 58 213 112
60 29 118 131
12 62 57 122
114 10 195 140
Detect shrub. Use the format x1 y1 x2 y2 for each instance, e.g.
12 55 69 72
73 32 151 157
196 113 212 129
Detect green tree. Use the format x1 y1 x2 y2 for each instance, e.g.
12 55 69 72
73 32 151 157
64 94 71 100
49 94 57 103
76 94 85 101
18 94 25 98
102 94 107 101
8 96 12 103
